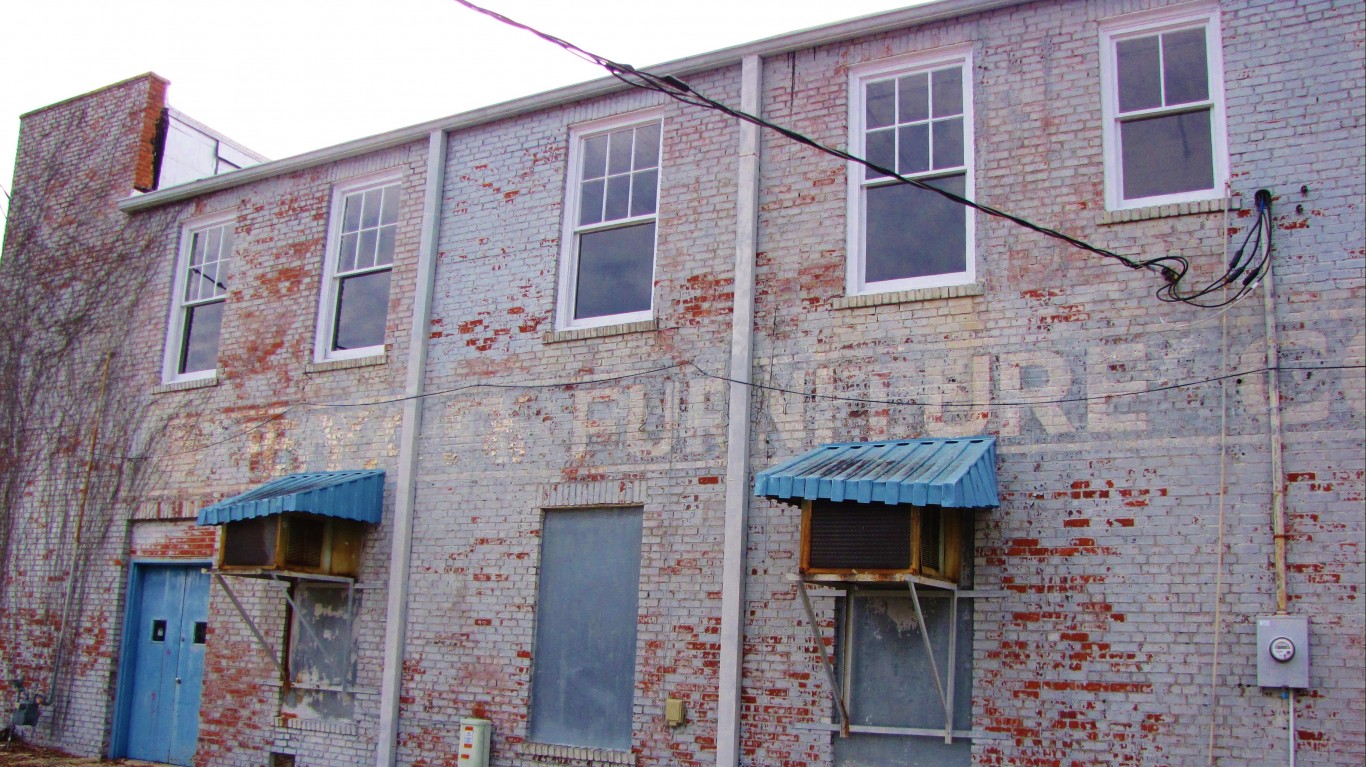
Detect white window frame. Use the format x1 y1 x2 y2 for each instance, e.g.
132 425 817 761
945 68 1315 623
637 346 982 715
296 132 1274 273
555 107 665 331
313 170 403 363
1099 1 1228 211
161 210 236 384
846 44 976 296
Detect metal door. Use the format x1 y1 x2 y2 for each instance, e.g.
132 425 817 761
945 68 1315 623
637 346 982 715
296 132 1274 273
123 564 210 765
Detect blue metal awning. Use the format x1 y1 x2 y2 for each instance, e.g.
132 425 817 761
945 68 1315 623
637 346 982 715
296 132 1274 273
754 437 998 508
197 470 386 526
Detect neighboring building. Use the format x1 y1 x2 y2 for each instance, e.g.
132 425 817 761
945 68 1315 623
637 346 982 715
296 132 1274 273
0 3 1361 767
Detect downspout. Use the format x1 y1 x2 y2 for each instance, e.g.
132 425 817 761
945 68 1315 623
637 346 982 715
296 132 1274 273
716 53 762 767
376 129 446 767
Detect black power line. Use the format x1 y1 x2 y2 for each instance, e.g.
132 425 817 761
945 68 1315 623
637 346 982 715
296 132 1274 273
452 0 1270 309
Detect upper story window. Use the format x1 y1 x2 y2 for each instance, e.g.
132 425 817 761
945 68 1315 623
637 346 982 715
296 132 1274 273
163 213 234 383
847 46 975 296
1100 3 1227 210
315 173 401 361
556 110 663 330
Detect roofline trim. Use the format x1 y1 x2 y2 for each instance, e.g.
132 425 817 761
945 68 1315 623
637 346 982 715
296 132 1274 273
118 0 1028 213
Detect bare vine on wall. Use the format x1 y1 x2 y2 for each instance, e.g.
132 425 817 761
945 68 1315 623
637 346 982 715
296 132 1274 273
0 100 179 734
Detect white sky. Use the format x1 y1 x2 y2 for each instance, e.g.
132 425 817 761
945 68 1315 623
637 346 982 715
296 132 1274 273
1 0 928 238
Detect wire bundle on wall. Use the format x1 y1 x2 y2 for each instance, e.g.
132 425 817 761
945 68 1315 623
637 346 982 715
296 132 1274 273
1158 189 1273 309
452 0 1273 310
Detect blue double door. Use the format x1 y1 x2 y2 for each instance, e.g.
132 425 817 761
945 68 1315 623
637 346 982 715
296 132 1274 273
123 565 210 765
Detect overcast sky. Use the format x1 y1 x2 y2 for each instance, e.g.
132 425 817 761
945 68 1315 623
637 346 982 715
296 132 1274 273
1 0 927 236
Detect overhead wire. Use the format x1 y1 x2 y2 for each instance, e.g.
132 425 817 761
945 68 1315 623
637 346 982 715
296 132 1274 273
451 0 1271 309
47 358 1360 463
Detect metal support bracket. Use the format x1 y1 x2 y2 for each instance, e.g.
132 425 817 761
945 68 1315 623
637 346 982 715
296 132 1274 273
907 580 952 742
798 581 851 736
212 572 286 679
268 574 325 652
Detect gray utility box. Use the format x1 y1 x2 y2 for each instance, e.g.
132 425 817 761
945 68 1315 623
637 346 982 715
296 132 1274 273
1256 615 1310 688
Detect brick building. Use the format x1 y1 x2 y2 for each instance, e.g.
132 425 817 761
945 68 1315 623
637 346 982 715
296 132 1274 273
1 1 1361 767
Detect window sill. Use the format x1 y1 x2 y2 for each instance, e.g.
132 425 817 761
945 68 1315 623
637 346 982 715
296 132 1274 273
521 742 635 765
833 283 984 310
153 376 219 394
1101 197 1239 225
305 353 387 374
544 319 657 344
275 717 357 736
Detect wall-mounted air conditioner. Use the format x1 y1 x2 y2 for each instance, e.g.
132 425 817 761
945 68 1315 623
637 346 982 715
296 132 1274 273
800 500 965 585
217 513 364 577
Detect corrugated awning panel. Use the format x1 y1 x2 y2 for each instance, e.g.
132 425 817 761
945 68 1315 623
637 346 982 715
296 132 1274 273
197 469 385 526
753 438 998 509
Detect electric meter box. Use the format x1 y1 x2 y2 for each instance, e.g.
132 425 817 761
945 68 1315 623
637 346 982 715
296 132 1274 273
1256 615 1309 688
458 717 491 766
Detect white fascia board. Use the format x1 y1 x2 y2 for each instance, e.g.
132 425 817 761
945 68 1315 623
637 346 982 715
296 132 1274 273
119 0 1031 214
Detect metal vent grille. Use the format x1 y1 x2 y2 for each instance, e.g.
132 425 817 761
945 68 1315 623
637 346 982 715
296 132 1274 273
221 515 278 567
807 503 911 570
919 507 942 573
284 515 326 569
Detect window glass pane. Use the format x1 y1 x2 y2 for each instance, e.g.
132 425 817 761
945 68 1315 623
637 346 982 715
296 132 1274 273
865 128 895 179
204 227 222 264
574 222 655 320
360 189 382 230
186 265 212 303
607 129 634 175
342 192 363 233
380 185 400 225
629 169 658 218
632 123 660 169
203 262 222 297
179 300 224 374
897 73 929 123
530 508 643 750
932 118 963 170
1116 35 1162 112
931 67 963 117
1120 109 1214 199
833 594 973 765
898 123 929 175
1162 28 1209 105
189 231 207 266
865 173 966 283
332 269 391 350
581 135 609 180
579 179 605 226
283 584 357 721
287 585 355 688
357 228 379 270
865 79 896 129
376 225 396 267
338 232 359 273
604 174 631 221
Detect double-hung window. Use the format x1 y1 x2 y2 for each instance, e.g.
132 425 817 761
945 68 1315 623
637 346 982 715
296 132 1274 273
1100 3 1227 210
848 46 975 295
557 110 663 329
316 173 401 361
164 213 234 382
